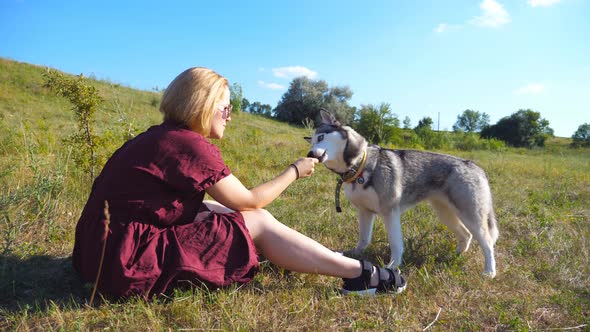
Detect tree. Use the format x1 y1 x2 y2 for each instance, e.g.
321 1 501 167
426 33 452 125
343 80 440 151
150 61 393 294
571 123 590 147
403 116 412 129
480 109 553 148
230 83 243 113
322 86 355 124
355 103 400 144
273 76 354 126
248 101 273 117
453 109 490 133
241 97 250 113
415 117 433 131
540 119 554 137
413 116 435 146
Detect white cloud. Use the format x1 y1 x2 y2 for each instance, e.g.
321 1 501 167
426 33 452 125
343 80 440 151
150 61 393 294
470 0 511 28
434 23 463 34
528 0 562 7
258 80 285 90
435 23 448 33
272 66 318 79
516 83 545 95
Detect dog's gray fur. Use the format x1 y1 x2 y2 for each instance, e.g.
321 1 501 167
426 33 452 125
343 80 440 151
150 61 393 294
306 110 499 277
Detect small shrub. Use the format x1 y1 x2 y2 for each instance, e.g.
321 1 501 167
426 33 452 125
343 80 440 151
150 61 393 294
43 69 105 182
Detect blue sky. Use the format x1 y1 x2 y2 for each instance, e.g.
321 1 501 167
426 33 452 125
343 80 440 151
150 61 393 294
1 0 588 137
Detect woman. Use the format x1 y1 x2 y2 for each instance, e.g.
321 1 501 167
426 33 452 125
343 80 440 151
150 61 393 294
72 67 406 298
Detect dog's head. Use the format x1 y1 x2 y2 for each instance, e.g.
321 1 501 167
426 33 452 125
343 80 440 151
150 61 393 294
305 109 367 173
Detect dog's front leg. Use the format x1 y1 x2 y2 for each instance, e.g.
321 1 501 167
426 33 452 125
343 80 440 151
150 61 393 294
349 208 375 257
383 208 404 268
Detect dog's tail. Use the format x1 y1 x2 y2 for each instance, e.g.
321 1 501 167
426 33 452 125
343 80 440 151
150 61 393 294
488 210 499 244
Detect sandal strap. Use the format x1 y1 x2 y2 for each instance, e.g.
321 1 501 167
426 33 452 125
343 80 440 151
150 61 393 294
342 259 375 291
376 267 407 293
359 260 373 285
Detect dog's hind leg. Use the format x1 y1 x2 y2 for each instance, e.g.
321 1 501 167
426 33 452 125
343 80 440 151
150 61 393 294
349 208 375 257
430 199 472 254
383 207 404 269
456 208 497 278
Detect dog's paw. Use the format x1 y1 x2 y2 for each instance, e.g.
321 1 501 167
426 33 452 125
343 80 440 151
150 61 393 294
385 260 401 270
483 270 496 279
455 236 472 254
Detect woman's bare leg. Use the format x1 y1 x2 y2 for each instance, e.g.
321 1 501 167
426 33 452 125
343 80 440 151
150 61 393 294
244 209 365 278
203 201 383 283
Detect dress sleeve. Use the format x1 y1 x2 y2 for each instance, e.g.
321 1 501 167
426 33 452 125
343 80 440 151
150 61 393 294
156 129 231 195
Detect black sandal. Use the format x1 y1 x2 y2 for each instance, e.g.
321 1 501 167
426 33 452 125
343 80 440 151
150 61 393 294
376 266 407 294
342 260 407 295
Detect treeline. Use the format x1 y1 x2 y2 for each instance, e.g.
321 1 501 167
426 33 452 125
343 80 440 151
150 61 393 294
231 76 590 149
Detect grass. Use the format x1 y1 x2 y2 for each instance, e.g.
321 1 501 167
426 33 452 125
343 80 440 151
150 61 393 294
1 57 589 330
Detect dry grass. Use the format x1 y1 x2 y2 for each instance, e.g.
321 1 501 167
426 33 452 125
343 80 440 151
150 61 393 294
1 58 589 331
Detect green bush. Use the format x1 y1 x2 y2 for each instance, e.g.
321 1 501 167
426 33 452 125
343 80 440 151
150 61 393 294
43 70 104 183
454 133 506 151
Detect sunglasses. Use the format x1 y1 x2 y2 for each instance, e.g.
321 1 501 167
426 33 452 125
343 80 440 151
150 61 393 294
219 104 233 119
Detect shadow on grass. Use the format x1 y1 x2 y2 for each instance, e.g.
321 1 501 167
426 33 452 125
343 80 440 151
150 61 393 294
0 241 464 314
0 254 331 315
0 254 88 313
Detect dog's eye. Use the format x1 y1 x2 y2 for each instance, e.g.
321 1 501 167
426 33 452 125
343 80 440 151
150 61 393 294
317 135 324 142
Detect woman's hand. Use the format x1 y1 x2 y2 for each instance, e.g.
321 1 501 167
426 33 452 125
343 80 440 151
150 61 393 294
292 157 319 179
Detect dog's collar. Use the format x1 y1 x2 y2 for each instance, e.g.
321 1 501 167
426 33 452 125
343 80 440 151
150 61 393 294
341 149 368 183
335 149 368 213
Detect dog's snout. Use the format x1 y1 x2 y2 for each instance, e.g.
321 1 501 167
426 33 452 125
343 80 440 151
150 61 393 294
307 150 315 158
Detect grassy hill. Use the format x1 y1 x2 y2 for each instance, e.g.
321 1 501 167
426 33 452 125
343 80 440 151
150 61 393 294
1 58 589 330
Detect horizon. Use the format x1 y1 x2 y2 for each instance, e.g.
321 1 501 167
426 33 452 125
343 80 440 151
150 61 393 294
1 0 588 137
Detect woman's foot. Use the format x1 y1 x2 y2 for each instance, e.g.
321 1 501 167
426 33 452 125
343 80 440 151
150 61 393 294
342 260 407 295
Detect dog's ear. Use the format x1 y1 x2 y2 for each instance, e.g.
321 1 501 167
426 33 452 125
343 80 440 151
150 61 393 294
304 136 312 143
320 108 341 127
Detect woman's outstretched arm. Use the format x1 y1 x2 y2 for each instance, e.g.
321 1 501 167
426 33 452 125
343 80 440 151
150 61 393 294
205 157 318 211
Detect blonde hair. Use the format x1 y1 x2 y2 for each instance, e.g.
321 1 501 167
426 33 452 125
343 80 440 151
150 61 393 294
160 67 229 136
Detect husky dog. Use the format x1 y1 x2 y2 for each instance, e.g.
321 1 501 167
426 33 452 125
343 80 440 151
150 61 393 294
306 110 499 277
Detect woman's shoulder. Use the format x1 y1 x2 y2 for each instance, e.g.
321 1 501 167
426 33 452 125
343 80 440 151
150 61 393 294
154 121 220 156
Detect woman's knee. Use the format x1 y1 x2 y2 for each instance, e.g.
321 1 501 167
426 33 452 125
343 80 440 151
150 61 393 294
241 209 276 240
242 208 275 226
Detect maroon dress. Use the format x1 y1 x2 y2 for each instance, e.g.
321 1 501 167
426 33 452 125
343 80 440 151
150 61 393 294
72 120 259 298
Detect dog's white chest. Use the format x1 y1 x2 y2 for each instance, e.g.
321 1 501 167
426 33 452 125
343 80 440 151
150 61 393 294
344 182 381 213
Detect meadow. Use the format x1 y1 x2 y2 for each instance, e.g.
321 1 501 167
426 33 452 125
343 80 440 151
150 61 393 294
1 58 589 331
